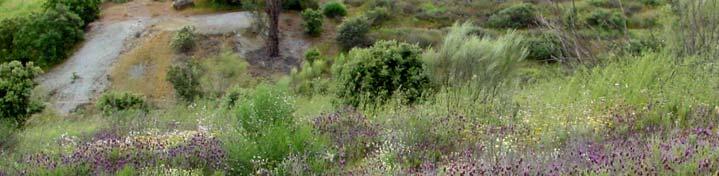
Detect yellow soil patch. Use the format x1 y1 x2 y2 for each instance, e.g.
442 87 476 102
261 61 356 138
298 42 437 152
110 32 175 105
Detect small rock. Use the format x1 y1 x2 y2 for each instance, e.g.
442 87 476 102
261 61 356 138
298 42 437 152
172 0 194 10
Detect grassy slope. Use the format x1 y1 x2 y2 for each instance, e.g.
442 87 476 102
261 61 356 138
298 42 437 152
0 0 44 20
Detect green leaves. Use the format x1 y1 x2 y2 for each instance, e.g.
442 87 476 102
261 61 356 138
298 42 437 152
0 61 43 126
337 40 430 106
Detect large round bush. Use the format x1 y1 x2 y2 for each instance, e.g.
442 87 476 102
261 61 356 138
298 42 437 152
301 9 324 36
0 61 44 126
12 5 84 67
322 1 348 18
336 16 371 50
487 3 537 28
336 40 431 106
525 34 562 61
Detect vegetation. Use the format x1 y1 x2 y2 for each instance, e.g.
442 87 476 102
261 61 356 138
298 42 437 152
336 16 371 50
336 40 430 106
0 61 43 126
322 1 347 18
44 0 102 25
487 3 537 28
170 26 197 53
301 9 323 36
5 0 719 175
282 0 319 10
167 61 203 102
96 92 148 114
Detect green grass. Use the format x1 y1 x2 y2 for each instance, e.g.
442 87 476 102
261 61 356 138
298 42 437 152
0 0 44 20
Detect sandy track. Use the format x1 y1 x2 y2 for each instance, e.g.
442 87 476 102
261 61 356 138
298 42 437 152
38 12 254 114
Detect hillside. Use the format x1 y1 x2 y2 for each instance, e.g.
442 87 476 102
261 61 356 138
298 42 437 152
1 0 719 175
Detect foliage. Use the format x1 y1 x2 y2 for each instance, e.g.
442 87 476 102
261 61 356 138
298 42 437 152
424 23 526 101
0 18 25 63
200 52 256 97
290 49 332 95
0 61 43 126
96 92 148 114
224 85 327 175
314 108 379 164
487 3 537 29
588 0 621 8
585 9 627 30
8 5 84 67
336 40 430 106
283 0 319 10
364 7 390 26
167 61 203 102
336 16 371 50
171 26 197 53
524 34 562 61
667 0 719 58
44 0 101 24
322 1 347 18
210 0 243 6
301 9 324 36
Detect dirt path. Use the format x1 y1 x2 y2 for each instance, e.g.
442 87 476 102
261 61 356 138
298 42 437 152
38 9 256 114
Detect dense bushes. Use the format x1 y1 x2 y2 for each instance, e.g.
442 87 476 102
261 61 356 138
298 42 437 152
364 7 390 25
283 0 319 10
224 85 326 175
322 2 348 18
301 9 324 36
167 61 203 102
1 5 85 67
211 0 243 6
585 9 627 30
524 34 562 61
171 26 197 53
336 17 371 50
336 40 430 106
44 0 102 25
487 3 537 28
0 61 44 126
96 92 148 114
290 49 333 94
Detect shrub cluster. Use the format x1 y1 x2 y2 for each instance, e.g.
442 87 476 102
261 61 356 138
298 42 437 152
44 0 102 25
301 9 324 36
0 5 85 67
290 49 333 94
524 34 562 61
585 9 627 30
364 7 390 26
336 16 371 50
0 61 44 126
336 40 430 106
283 0 319 10
487 3 537 28
171 26 197 53
167 61 203 102
96 92 148 114
322 2 348 18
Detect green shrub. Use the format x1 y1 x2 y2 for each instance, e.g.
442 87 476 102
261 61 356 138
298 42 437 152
373 28 444 48
364 7 390 26
301 9 324 36
0 61 44 126
171 26 196 53
210 0 242 6
322 2 347 18
290 49 332 94
487 3 537 29
11 5 84 67
167 61 203 102
96 92 148 114
283 0 319 10
424 23 526 100
588 0 621 8
336 40 430 106
524 34 562 61
585 9 627 30
44 0 102 24
0 18 26 63
336 16 371 50
224 85 327 175
641 0 663 6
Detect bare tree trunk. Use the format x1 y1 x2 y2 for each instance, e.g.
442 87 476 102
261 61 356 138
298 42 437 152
266 0 280 58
